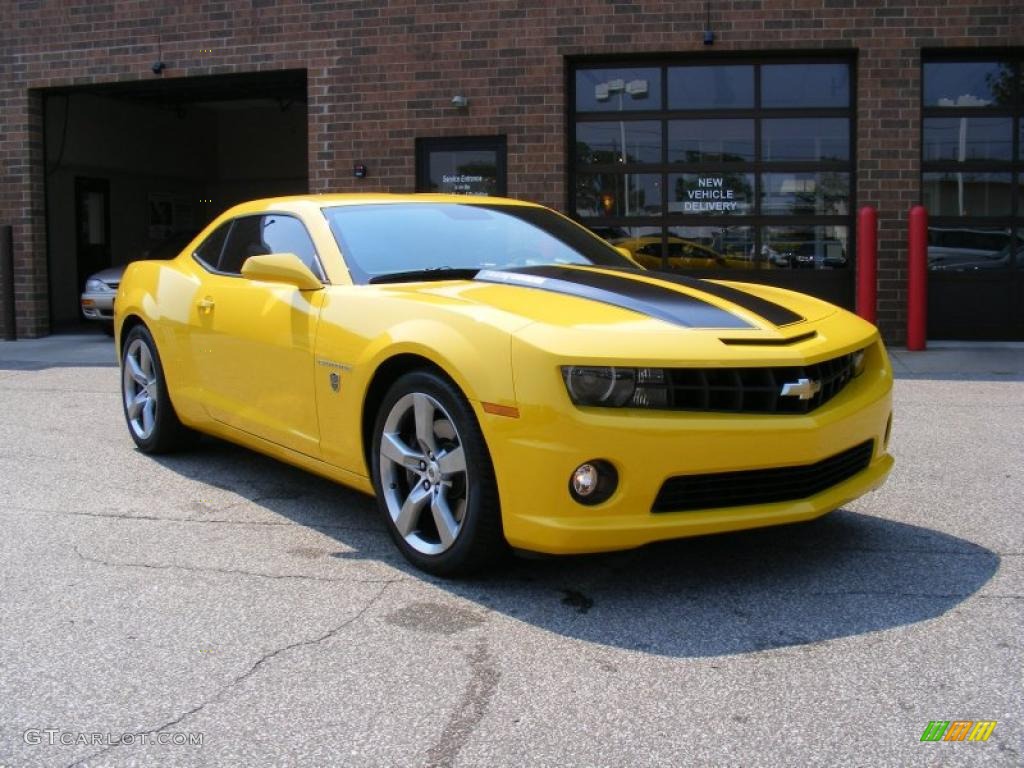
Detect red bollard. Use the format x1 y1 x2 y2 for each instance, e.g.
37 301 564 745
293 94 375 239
856 206 877 325
907 205 928 351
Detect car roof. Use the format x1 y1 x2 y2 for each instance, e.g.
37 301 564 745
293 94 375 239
221 193 542 218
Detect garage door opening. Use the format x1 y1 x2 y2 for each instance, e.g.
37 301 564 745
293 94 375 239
42 70 308 331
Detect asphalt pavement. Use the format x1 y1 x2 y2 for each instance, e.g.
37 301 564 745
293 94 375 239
0 331 1021 767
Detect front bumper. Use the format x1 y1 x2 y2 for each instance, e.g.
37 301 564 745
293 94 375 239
480 343 894 555
80 291 115 321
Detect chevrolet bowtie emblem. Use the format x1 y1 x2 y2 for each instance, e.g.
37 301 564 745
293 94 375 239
780 377 822 400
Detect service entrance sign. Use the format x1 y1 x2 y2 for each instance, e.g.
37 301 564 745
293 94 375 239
416 136 508 196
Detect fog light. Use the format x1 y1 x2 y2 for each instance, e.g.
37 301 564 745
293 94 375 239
572 464 599 495
569 460 618 505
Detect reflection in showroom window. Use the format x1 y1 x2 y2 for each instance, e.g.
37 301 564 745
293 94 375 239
762 226 849 270
921 55 1022 274
571 58 854 272
926 227 1017 272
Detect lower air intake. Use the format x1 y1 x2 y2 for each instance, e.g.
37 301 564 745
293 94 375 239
652 440 874 513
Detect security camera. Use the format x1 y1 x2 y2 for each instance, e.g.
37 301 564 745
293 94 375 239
152 61 166 75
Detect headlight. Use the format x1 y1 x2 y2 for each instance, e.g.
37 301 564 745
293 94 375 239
562 366 634 406
85 278 112 292
561 366 670 408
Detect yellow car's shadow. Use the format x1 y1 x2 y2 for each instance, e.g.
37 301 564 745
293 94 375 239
153 436 998 659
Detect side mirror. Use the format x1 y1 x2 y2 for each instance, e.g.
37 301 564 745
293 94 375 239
241 253 323 291
614 245 645 269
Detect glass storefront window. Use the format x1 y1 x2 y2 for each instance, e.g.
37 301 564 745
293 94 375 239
762 226 849 270
762 118 849 162
668 119 754 163
573 59 853 278
921 55 1024 339
922 118 1013 162
761 172 850 216
927 226 1012 271
921 172 1013 217
667 65 754 109
575 173 662 218
666 226 758 271
923 62 1014 108
761 64 849 108
669 173 754 215
576 68 662 112
576 121 662 164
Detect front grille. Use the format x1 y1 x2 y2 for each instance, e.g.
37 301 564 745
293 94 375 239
664 351 859 414
652 440 874 513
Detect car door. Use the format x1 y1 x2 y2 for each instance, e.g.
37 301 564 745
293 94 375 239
190 213 326 457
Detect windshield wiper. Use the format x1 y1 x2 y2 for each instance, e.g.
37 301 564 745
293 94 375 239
368 267 481 285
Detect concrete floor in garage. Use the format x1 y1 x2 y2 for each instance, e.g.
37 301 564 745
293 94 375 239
0 333 1021 767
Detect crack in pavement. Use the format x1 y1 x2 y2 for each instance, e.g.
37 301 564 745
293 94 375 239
66 581 396 768
11 504 385 533
73 545 403 585
423 638 500 768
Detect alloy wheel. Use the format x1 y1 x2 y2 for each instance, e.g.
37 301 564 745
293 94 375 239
122 337 159 440
378 392 469 556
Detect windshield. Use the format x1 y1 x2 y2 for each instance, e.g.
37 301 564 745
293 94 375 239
322 202 633 283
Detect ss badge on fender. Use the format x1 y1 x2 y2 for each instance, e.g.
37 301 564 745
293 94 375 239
329 371 341 392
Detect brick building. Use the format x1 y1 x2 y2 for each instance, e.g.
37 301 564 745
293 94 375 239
1 0 1021 341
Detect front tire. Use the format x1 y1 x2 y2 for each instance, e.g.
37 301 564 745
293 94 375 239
120 324 194 453
371 370 505 576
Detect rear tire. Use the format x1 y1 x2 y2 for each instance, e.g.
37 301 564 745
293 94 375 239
371 370 506 576
120 325 194 453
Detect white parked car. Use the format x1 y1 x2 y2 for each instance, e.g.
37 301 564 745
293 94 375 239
80 232 197 334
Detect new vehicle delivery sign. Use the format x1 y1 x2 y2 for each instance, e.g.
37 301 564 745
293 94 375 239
685 178 738 212
673 174 753 215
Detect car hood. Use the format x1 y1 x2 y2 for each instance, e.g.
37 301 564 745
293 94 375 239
88 265 126 284
378 265 865 363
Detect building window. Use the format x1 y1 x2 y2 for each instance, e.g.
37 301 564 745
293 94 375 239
415 136 507 196
570 58 855 273
922 54 1022 273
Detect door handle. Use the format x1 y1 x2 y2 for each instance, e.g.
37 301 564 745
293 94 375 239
198 296 215 312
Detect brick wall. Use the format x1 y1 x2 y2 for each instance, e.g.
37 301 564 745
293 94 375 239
0 0 1020 339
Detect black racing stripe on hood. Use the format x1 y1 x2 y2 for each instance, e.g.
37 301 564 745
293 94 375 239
610 268 805 326
474 266 754 329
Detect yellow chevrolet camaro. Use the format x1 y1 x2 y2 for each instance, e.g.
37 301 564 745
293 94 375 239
116 194 893 575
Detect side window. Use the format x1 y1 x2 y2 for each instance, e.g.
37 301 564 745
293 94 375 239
218 216 265 275
193 222 231 270
217 214 324 278
260 215 324 279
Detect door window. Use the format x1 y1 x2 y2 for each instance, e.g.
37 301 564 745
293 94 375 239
212 214 323 278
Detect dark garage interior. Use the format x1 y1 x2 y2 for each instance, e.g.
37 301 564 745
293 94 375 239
43 70 308 331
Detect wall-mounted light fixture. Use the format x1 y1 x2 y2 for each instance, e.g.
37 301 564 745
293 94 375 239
703 0 714 45
451 94 468 108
